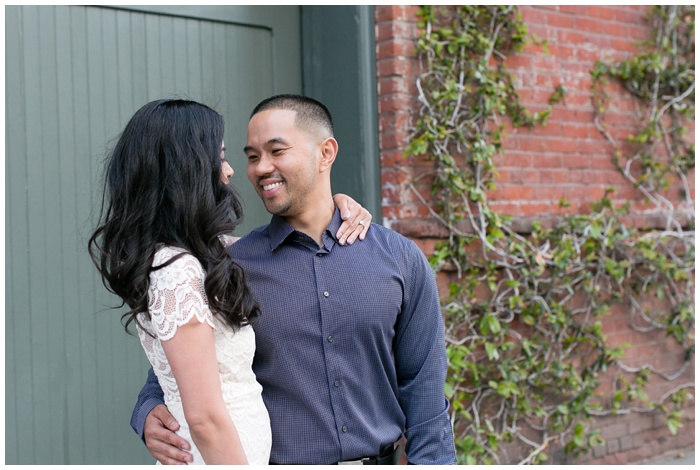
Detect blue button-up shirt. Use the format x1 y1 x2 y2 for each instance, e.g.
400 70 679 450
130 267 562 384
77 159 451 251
132 208 456 464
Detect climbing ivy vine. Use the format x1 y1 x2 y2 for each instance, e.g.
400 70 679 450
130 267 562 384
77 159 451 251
406 5 694 464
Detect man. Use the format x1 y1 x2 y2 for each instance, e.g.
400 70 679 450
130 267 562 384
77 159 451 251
132 95 457 464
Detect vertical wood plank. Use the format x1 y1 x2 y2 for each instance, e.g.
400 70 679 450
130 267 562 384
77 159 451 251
5 5 29 463
22 6 50 463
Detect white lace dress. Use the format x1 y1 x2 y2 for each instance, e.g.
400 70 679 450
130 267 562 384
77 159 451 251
137 246 272 465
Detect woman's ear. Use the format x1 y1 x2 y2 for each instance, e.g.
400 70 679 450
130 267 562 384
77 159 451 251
319 137 338 173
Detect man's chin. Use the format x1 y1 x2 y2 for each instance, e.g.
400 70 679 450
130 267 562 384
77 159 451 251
263 201 290 216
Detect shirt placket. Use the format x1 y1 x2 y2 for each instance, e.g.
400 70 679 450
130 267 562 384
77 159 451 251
313 243 352 459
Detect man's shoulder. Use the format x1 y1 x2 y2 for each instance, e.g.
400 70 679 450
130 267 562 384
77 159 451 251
229 225 271 252
368 222 418 249
364 223 428 265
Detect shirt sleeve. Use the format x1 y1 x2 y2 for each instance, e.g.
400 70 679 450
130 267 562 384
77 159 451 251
393 239 457 464
130 367 165 440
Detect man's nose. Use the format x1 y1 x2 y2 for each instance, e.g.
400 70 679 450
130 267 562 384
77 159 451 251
254 154 275 175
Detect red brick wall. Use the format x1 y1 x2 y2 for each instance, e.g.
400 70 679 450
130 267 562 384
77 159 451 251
376 5 694 234
375 5 694 465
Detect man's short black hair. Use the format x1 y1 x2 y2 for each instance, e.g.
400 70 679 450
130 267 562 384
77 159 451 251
251 94 334 137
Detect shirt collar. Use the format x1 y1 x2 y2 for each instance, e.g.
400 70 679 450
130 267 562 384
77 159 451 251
267 206 342 252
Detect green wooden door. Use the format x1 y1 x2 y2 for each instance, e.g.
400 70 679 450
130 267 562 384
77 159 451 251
5 5 301 464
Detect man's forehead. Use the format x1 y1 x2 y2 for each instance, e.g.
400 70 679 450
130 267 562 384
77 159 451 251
248 109 299 136
251 108 296 123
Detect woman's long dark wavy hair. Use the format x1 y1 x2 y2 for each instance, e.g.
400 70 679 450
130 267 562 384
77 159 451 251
89 99 260 333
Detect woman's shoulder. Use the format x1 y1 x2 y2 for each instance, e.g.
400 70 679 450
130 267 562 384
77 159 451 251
152 245 204 278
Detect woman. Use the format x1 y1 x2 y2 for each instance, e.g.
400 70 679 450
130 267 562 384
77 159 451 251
88 99 370 464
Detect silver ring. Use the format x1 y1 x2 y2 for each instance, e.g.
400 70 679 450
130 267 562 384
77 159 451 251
358 220 365 227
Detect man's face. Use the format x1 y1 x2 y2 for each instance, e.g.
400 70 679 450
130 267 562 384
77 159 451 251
244 109 320 217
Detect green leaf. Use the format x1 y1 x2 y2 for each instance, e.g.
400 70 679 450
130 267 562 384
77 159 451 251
485 342 499 360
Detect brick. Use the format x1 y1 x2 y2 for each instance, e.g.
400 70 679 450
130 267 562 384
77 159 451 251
532 154 562 168
588 6 616 20
493 152 534 168
539 169 571 184
489 202 519 216
577 17 619 35
377 58 416 77
376 21 416 42
379 112 412 133
620 435 636 452
377 39 417 60
532 55 565 72
533 186 565 201
375 5 419 23
380 132 409 151
519 6 544 22
503 186 533 200
509 169 539 185
602 422 629 438
628 24 650 40
378 77 414 96
606 438 621 455
380 150 409 167
524 23 556 43
520 202 551 216
593 442 607 459
545 11 576 29
519 137 554 153
561 124 591 139
558 29 588 45
503 55 533 69
558 5 587 15
581 170 606 185
613 6 650 23
378 95 414 114
550 137 582 154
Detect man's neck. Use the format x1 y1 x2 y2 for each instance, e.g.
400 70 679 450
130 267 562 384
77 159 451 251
284 198 335 247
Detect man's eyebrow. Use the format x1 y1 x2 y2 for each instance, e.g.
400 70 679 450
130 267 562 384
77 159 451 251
243 137 289 153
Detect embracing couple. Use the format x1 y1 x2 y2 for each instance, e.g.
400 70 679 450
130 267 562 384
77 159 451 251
90 94 457 465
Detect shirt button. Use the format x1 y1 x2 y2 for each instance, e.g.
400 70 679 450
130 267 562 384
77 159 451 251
342 426 348 433
323 291 329 297
334 380 340 387
327 336 334 343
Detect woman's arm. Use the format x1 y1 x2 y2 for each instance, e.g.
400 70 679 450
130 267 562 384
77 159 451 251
333 193 372 245
161 317 248 464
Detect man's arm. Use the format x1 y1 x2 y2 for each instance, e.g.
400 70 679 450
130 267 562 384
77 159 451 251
133 368 194 464
394 240 457 465
131 368 165 438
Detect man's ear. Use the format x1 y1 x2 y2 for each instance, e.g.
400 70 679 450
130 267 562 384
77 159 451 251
319 137 338 172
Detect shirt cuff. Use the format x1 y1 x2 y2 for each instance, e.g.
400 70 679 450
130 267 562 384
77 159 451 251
131 397 164 441
405 399 457 464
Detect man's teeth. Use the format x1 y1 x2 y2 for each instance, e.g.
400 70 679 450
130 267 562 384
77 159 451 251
263 182 283 191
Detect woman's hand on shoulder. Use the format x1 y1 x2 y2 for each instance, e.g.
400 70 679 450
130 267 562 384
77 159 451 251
333 194 372 245
219 234 241 247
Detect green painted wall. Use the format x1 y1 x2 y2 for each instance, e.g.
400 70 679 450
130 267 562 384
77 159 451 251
5 5 300 464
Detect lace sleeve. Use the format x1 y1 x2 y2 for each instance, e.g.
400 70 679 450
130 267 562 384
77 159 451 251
148 248 216 341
